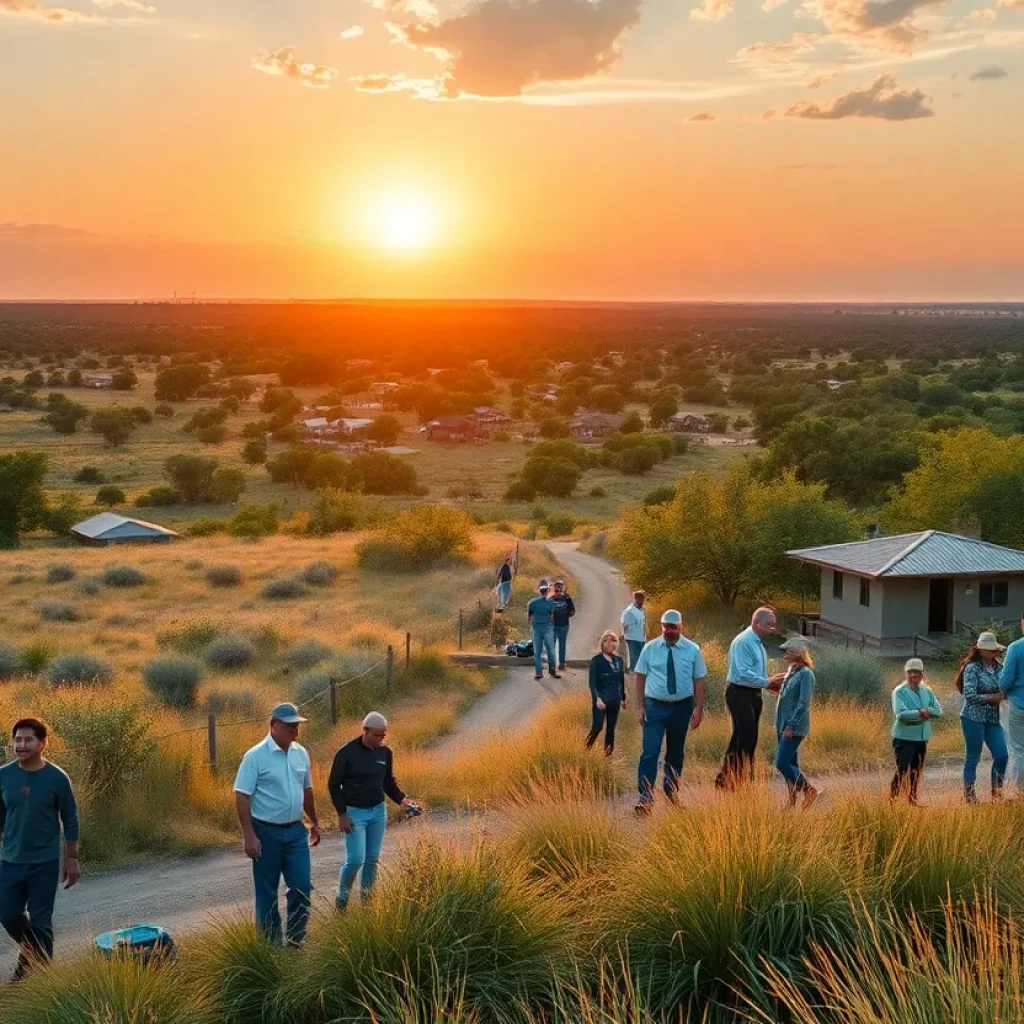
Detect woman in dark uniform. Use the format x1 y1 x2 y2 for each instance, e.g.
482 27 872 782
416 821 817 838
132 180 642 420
586 630 627 755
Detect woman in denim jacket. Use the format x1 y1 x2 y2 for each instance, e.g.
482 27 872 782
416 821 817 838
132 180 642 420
773 637 820 809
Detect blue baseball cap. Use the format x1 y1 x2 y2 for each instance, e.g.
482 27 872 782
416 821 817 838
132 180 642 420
270 702 307 724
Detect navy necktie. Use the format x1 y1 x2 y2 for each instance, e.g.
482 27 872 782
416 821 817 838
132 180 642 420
666 644 677 696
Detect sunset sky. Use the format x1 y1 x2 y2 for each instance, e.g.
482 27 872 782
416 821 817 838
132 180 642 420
1 0 1022 300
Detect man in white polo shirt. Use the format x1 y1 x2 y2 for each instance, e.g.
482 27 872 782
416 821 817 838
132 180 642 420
633 609 707 813
233 702 321 946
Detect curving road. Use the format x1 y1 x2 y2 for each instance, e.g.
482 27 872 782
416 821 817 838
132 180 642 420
0 543 632 973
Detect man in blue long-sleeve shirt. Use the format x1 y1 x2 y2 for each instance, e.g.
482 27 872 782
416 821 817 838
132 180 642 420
0 717 80 981
715 607 782 791
1000 614 1024 790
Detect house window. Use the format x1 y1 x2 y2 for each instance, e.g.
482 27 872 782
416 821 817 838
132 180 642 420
980 581 1009 609
859 578 871 607
832 571 844 600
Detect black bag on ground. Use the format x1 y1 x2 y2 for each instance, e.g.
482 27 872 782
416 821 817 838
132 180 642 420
506 640 534 658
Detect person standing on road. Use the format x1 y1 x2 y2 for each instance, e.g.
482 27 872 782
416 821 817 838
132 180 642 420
773 638 820 809
620 591 648 672
496 556 513 612
715 607 781 791
633 610 707 813
890 658 943 804
328 712 415 909
999 613 1024 792
550 579 576 672
233 703 321 947
527 582 560 681
586 631 627 755
958 632 1008 804
0 717 80 982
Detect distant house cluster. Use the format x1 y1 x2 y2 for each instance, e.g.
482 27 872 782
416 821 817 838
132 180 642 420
424 407 512 442
85 373 114 389
667 412 710 433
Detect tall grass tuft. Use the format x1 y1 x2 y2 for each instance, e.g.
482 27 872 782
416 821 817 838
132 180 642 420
19 639 55 674
813 647 887 704
45 652 114 687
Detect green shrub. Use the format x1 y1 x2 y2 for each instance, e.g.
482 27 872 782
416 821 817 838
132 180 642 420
287 640 333 670
38 600 79 622
503 478 536 502
262 577 307 599
299 560 339 586
157 619 222 653
307 487 366 536
356 506 474 571
812 647 887 704
73 466 105 484
543 513 575 537
103 564 146 588
206 565 242 587
206 636 254 670
230 502 279 538
643 485 676 506
295 671 332 705
135 485 182 507
46 562 76 583
589 485 607 498
154 402 174 417
143 656 204 708
95 484 126 506
46 652 114 686
19 640 55 674
79 577 101 595
0 643 22 680
189 517 230 537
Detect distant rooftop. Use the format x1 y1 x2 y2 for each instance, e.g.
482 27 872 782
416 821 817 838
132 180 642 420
788 530 1024 578
72 513 177 540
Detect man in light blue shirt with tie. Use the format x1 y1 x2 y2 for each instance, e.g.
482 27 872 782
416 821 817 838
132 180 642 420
233 702 321 946
715 607 780 791
633 609 707 812
999 613 1024 790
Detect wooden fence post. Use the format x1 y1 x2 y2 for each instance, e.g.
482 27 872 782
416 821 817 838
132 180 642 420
458 608 464 650
405 632 411 670
207 713 217 773
386 645 394 693
329 678 338 725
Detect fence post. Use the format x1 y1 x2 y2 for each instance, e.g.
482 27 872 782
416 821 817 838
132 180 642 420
329 678 338 725
458 608 464 650
386 645 394 693
207 713 217 773
405 632 411 670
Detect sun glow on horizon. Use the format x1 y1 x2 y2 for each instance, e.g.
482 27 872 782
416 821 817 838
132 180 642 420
364 189 439 253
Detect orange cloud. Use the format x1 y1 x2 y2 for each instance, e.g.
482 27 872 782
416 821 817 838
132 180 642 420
0 0 101 22
785 74 934 119
252 48 339 88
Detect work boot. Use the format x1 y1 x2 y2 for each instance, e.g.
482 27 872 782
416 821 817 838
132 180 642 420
992 786 1004 802
801 785 820 810
964 783 978 805
9 952 31 985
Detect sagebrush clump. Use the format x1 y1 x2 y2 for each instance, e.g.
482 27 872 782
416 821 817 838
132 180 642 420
287 640 333 670
206 565 242 588
0 644 22 681
45 653 114 687
262 577 307 599
299 560 339 587
206 636 254 671
37 601 79 623
45 563 76 584
103 564 147 588
143 657 204 708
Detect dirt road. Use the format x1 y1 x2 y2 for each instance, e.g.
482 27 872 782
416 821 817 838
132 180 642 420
0 543 631 971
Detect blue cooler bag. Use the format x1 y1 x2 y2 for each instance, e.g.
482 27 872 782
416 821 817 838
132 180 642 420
95 925 176 964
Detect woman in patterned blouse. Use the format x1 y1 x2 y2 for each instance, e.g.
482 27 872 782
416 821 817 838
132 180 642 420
956 630 1009 804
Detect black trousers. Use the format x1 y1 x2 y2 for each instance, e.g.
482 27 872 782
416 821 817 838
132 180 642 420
891 739 927 802
716 684 763 789
586 700 621 753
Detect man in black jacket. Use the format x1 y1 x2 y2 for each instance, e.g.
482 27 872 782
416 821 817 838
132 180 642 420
550 579 576 672
327 712 414 909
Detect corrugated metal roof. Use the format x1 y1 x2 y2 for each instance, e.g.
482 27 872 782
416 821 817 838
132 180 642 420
72 513 177 540
788 531 1024 578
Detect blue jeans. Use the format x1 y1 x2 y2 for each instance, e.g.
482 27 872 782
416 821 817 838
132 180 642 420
0 859 60 961
251 820 312 945
337 802 387 908
553 625 569 667
498 581 511 608
961 718 1008 788
626 640 645 673
638 696 694 802
532 625 556 676
775 733 807 793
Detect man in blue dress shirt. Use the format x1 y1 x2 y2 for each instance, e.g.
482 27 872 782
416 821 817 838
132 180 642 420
233 703 322 946
715 607 781 791
999 612 1024 791
632 609 707 813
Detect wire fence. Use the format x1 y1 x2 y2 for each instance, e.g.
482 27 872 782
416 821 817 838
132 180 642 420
149 542 522 772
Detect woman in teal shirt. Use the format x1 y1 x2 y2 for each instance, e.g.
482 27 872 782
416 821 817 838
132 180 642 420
890 657 943 804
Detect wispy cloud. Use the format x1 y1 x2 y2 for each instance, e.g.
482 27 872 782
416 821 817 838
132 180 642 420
91 0 155 11
797 0 951 53
340 24 364 38
970 63 1008 79
690 0 734 22
0 0 101 23
735 32 822 76
0 223 95 239
685 111 718 121
784 73 934 118
252 48 339 88
350 73 443 97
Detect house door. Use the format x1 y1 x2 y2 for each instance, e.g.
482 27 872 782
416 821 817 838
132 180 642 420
928 578 953 633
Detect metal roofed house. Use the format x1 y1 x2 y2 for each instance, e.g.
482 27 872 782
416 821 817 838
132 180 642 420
668 411 710 433
425 415 480 442
788 530 1024 653
71 513 178 547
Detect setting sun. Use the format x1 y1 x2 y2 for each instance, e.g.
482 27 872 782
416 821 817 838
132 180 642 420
371 193 437 253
